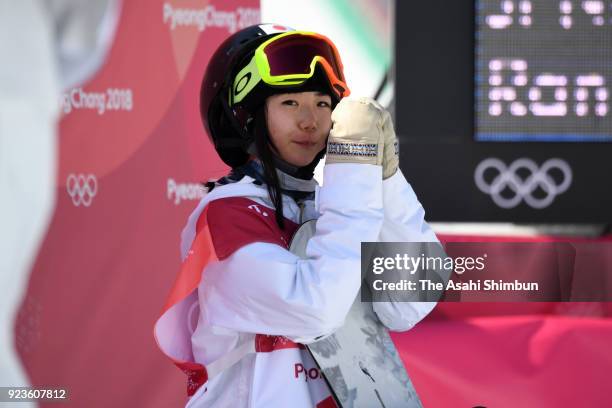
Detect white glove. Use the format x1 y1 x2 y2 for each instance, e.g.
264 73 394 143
326 97 399 179
380 106 399 179
325 97 385 166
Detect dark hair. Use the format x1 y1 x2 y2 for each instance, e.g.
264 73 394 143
253 106 286 230
203 103 310 231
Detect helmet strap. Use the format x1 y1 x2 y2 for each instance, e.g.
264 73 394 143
218 75 255 149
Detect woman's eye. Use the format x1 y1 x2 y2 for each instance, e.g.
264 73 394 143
282 100 298 106
318 101 331 108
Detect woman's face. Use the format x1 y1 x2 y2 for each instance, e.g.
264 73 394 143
265 91 332 167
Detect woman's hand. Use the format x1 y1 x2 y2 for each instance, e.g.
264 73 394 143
325 97 385 166
326 97 398 179
380 104 399 179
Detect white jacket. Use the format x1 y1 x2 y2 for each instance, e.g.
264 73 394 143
178 163 438 407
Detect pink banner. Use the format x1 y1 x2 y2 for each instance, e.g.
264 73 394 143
17 1 259 406
395 234 612 407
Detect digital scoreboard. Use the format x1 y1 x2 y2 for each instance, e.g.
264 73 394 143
476 0 612 142
395 1 612 223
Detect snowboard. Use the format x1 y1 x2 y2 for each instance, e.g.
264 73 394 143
289 220 423 408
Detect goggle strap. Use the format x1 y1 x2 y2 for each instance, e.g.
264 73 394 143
232 56 263 105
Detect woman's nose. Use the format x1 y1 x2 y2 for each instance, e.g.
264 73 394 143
297 106 317 131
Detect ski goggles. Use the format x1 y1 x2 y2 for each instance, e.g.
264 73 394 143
231 31 350 105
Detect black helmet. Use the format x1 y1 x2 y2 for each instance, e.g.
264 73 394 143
200 24 348 168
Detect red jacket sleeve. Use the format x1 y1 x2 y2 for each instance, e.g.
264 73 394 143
205 197 298 260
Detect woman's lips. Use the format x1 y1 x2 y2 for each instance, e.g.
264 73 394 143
293 140 316 147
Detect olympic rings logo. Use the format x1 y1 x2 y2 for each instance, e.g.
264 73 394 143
66 174 98 207
474 158 572 209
